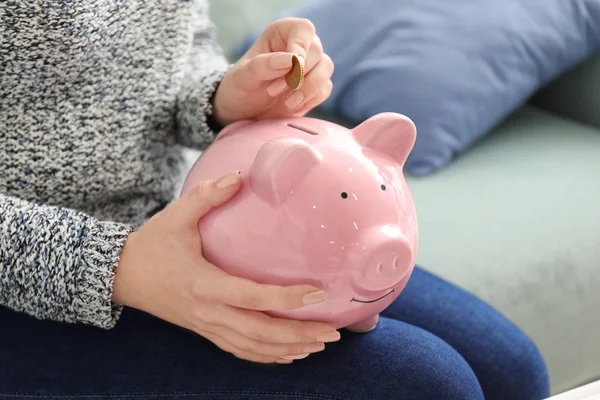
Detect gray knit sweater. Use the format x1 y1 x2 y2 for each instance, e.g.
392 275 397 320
0 1 230 329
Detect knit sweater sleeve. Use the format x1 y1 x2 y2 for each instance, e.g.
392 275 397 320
0 195 133 329
175 0 231 150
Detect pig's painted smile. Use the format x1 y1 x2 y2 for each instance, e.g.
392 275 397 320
351 288 395 304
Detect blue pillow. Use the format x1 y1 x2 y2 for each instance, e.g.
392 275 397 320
233 0 600 176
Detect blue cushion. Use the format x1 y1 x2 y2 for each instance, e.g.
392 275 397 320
233 0 600 176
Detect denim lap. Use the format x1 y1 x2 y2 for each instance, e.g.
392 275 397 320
0 267 548 400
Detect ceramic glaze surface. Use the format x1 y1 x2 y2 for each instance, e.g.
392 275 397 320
180 112 419 331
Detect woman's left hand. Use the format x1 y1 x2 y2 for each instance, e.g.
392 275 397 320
212 18 334 126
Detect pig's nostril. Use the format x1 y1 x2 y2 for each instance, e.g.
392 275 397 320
377 262 383 273
393 256 401 269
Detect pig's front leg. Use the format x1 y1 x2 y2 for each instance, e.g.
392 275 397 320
346 314 379 333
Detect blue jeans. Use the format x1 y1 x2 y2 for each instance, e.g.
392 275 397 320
0 267 550 400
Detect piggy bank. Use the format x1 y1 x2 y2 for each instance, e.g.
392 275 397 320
180 112 418 332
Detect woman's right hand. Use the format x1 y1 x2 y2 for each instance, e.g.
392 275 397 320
113 172 340 364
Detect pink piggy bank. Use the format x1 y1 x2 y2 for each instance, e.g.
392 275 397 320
180 112 418 333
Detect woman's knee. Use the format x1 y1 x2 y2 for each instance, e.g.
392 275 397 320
386 267 550 399
317 318 485 400
476 324 550 400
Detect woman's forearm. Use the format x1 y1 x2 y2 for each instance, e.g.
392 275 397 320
0 194 133 329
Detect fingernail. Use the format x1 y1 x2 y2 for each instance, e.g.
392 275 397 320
216 171 241 189
285 91 304 109
270 53 293 69
266 79 287 97
280 353 310 360
316 331 341 343
302 290 327 305
304 343 325 353
276 358 294 364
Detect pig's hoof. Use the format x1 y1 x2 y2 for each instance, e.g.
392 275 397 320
346 315 379 333
347 324 377 333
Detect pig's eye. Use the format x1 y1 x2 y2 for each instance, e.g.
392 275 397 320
341 192 348 199
381 184 387 191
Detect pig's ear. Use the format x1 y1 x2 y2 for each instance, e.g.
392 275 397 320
352 113 416 165
251 138 322 205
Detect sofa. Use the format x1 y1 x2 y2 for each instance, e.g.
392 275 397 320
190 0 600 394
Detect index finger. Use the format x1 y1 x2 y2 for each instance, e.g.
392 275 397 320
282 18 316 60
213 274 327 311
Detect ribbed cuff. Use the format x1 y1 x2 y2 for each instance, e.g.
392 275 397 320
203 68 229 136
176 66 230 148
75 220 134 329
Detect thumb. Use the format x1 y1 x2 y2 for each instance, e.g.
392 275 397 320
174 171 242 225
285 19 316 62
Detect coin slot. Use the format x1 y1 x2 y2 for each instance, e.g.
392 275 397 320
286 122 319 135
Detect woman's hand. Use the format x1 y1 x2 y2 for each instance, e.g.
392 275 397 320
113 172 340 364
213 17 334 126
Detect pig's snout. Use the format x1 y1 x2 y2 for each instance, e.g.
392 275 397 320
351 227 414 292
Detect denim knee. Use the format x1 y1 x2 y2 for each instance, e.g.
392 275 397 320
383 267 551 400
475 324 550 400
321 318 485 400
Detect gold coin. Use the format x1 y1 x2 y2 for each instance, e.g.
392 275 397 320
285 54 304 90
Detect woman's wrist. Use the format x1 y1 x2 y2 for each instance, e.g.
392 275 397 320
211 82 237 129
112 232 140 308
